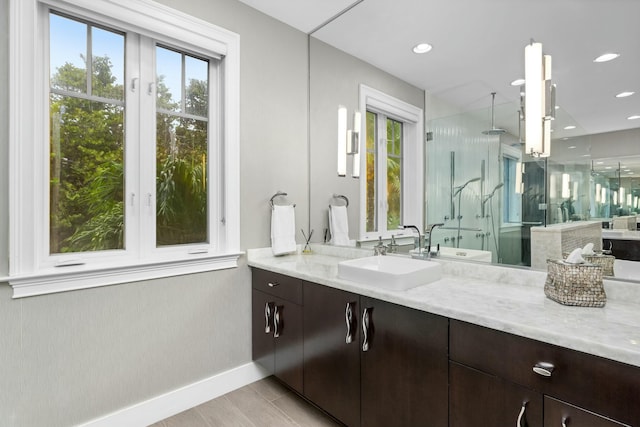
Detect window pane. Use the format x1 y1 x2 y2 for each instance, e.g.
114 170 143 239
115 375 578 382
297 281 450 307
366 111 377 232
156 46 182 112
156 114 208 246
50 13 87 94
91 26 125 100
185 55 209 117
50 96 125 253
387 119 402 230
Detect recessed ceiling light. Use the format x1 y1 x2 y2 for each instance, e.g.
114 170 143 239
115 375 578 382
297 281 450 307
568 145 577 149
596 161 604 165
412 43 433 54
582 154 591 157
555 105 560 109
616 91 635 98
564 125 576 130
510 78 525 86
605 166 613 169
628 115 640 120
624 169 631 172
594 53 620 63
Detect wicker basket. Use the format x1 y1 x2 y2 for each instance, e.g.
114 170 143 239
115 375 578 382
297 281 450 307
544 259 606 307
583 254 615 277
562 253 615 277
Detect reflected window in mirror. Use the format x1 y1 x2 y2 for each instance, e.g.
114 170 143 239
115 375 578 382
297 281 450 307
503 156 522 224
358 85 423 241
365 111 403 232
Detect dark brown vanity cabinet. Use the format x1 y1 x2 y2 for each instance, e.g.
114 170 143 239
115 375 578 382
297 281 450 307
450 320 638 427
303 282 361 427
302 282 448 427
251 269 303 394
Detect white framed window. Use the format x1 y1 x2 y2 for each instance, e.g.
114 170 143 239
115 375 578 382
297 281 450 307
7 0 240 297
358 85 423 241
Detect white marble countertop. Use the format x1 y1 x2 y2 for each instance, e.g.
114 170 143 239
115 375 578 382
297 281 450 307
603 229 640 241
248 245 640 368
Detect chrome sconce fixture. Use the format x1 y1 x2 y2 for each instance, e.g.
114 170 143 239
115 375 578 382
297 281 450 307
524 40 555 158
337 106 361 177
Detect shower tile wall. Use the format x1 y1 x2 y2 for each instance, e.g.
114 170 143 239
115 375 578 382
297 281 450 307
427 111 502 260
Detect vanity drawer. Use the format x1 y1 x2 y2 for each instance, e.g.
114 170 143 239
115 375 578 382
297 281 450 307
544 396 630 427
252 268 303 305
450 320 640 425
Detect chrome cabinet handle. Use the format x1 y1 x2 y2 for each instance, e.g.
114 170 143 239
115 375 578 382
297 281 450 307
533 361 555 377
273 305 281 338
516 402 527 427
562 416 569 427
264 302 274 334
345 302 356 344
362 307 372 352
267 282 279 287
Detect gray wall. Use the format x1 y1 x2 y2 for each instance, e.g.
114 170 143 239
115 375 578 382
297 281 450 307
0 0 308 425
309 37 424 243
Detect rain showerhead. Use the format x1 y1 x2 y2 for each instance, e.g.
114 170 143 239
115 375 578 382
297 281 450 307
482 92 506 135
453 177 481 196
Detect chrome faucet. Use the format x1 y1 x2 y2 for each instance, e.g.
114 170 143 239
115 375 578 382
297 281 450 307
425 223 444 258
401 225 423 252
373 236 387 255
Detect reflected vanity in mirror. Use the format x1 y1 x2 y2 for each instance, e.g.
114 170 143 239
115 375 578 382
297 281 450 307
307 0 639 283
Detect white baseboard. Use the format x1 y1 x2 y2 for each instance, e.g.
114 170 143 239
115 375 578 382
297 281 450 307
79 362 270 427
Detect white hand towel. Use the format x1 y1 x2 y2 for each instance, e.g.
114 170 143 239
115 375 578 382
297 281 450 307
582 242 595 256
565 248 585 264
329 205 350 246
271 205 297 256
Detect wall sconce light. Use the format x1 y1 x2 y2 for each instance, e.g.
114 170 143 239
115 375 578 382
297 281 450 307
524 41 555 157
620 187 626 206
337 107 361 177
601 187 607 205
595 183 601 203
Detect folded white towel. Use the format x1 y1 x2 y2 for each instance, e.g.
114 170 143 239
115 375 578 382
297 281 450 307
329 205 350 246
565 248 585 264
582 242 595 256
271 205 297 256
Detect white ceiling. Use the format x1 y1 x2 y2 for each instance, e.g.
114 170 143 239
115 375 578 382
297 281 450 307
237 0 639 141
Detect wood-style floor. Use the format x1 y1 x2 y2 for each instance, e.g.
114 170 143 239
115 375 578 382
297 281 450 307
149 376 342 427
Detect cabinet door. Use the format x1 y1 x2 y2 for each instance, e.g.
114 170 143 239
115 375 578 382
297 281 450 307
252 289 275 374
544 396 630 427
450 362 543 427
273 299 303 394
360 297 448 427
251 289 303 394
303 282 360 427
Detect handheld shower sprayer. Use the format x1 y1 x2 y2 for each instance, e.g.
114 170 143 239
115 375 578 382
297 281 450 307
453 177 482 196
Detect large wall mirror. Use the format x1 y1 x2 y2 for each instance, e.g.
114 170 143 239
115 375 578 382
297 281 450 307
307 0 639 282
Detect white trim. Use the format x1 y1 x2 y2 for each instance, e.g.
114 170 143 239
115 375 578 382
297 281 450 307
8 0 241 295
358 85 424 241
3 252 243 299
78 362 270 427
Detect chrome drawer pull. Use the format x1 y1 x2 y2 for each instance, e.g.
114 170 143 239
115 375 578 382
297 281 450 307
516 402 527 427
267 282 279 287
345 302 356 344
264 302 274 334
273 305 281 338
562 416 569 427
533 362 555 377
362 307 372 352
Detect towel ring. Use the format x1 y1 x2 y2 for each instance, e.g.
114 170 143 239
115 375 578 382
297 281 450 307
270 191 295 208
331 194 349 207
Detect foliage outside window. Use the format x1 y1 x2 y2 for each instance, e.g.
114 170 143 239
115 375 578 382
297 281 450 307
8 0 240 297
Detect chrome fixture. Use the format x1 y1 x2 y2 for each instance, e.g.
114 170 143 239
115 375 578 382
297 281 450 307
425 223 444 257
453 177 481 248
373 236 387 255
401 225 422 252
481 92 506 135
524 40 555 157
338 106 361 177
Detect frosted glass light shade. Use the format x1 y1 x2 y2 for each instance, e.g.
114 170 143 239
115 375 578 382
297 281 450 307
338 106 347 176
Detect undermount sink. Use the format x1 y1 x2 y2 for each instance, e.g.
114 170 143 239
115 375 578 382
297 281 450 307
338 255 442 291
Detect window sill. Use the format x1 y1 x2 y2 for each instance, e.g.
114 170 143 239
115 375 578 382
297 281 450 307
1 252 244 299
500 223 523 232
